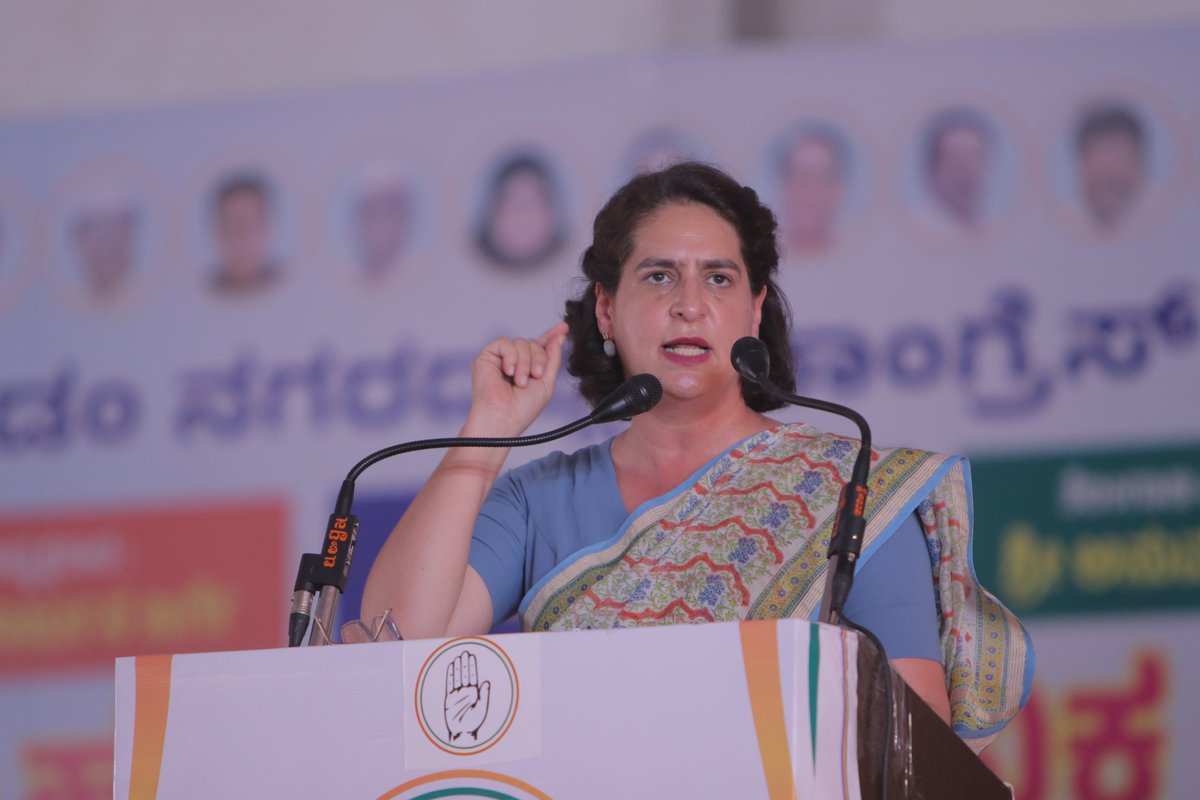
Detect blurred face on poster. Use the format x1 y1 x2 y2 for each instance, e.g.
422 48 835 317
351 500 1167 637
477 155 564 271
71 203 138 301
1075 107 1146 232
211 174 278 294
353 180 413 279
925 114 993 228
778 129 846 253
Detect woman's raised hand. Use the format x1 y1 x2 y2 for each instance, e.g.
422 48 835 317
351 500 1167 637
467 321 569 436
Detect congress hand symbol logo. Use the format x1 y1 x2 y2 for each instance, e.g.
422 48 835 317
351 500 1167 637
444 650 491 741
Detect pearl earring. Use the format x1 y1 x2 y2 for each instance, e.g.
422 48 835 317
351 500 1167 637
602 333 616 358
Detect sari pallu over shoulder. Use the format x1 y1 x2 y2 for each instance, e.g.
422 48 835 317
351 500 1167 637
518 422 1034 747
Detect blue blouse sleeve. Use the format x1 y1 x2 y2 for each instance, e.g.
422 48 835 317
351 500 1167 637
841 510 942 661
468 471 531 627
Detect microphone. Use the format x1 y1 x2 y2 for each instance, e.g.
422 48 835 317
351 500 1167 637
589 372 663 424
731 337 871 625
288 373 664 646
730 336 771 384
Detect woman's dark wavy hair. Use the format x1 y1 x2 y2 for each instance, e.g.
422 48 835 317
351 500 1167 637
564 161 795 412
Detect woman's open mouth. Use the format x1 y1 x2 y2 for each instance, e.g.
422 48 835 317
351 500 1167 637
662 338 712 364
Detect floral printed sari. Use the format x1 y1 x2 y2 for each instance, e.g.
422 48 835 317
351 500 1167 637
519 423 1033 746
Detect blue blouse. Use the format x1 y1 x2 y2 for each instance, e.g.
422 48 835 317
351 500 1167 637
469 439 942 660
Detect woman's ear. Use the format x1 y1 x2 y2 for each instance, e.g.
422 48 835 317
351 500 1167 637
595 282 614 335
751 286 767 336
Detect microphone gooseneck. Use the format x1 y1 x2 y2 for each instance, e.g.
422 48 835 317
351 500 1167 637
288 373 663 647
340 373 663 497
731 336 872 625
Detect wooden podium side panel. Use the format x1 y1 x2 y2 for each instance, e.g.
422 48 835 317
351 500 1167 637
855 638 1011 799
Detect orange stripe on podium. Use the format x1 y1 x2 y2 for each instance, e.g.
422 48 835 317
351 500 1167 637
739 620 796 800
129 654 173 800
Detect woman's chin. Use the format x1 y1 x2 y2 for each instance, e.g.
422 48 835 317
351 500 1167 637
657 374 732 406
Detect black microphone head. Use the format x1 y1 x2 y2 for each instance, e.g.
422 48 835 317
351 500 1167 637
590 373 663 424
731 337 770 383
624 373 664 414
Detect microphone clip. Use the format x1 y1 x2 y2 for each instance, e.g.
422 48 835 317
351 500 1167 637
288 512 360 646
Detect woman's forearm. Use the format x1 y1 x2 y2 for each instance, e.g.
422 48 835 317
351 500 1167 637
360 439 507 639
361 322 567 639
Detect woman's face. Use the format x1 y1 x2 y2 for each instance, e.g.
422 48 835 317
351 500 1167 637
596 201 766 407
490 169 556 263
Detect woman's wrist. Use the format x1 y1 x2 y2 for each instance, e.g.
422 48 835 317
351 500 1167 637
459 407 529 440
434 438 510 476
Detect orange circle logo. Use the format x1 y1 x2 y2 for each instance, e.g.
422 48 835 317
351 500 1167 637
414 637 520 756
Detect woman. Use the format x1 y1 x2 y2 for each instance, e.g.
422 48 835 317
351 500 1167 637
475 151 567 272
363 162 1031 748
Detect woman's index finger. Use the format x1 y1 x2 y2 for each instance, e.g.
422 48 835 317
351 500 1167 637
536 320 569 347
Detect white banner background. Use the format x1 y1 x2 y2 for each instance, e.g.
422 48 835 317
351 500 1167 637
0 23 1197 799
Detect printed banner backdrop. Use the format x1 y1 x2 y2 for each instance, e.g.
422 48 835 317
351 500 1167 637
971 443 1200 798
1 22 1198 799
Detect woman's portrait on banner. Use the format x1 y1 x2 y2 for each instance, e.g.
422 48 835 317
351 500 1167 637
474 150 569 273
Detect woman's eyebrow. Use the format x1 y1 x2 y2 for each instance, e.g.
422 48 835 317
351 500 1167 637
632 257 677 271
632 257 743 272
702 258 742 272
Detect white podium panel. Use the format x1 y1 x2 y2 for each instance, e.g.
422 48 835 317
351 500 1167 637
114 620 860 799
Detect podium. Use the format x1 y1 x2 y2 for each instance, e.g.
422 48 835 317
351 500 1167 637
114 620 1007 799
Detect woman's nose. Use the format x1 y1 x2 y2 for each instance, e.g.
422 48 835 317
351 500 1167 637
670 278 706 320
